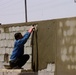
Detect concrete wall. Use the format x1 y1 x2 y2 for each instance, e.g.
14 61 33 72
0 24 32 70
56 17 76 75
0 17 76 75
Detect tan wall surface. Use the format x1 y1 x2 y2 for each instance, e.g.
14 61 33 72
32 20 57 70
1 17 76 75
56 17 76 75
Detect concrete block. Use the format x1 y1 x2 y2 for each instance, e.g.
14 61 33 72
51 64 55 72
15 26 20 31
20 26 25 31
0 34 1 40
22 31 27 36
4 40 8 47
19 72 38 75
1 33 6 39
46 64 52 72
11 40 14 47
0 69 22 75
12 27 15 32
7 40 12 47
27 55 32 63
9 48 13 54
0 28 4 33
5 48 10 54
5 33 10 40
0 55 4 61
38 71 54 75
26 47 32 54
9 33 14 39
23 62 31 70
0 48 6 54
9 27 12 32
38 71 46 75
25 39 31 47
0 40 4 47
25 26 31 31
24 49 27 54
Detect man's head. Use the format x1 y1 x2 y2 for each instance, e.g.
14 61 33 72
14 32 23 40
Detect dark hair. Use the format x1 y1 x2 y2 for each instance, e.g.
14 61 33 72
14 32 21 40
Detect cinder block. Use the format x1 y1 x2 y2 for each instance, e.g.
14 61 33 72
46 64 52 72
24 49 27 54
27 55 32 63
15 26 20 31
12 27 15 32
25 39 31 47
51 64 55 72
0 28 4 33
5 48 10 54
0 40 4 47
9 48 13 54
25 26 31 31
4 40 8 47
20 26 25 31
11 40 14 47
5 33 10 40
9 27 12 32
6 40 12 47
9 33 14 39
26 47 32 54
0 34 1 40
0 55 4 61
22 31 27 36
23 62 31 70
0 48 6 54
1 33 6 39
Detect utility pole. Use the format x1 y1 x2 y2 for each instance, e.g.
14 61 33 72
24 0 27 22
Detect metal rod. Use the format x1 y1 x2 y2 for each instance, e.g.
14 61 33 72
24 0 27 22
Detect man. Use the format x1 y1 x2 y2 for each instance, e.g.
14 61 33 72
9 26 34 69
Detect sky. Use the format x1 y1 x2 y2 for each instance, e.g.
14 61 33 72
0 0 76 24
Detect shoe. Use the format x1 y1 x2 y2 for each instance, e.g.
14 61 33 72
13 66 23 69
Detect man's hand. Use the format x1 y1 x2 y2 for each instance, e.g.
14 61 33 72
28 26 35 33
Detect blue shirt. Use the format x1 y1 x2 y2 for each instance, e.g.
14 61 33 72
10 32 31 60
